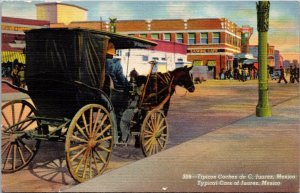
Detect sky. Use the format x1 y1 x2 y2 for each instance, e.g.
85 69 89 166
2 0 300 61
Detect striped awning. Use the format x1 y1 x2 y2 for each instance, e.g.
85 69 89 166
1 51 26 64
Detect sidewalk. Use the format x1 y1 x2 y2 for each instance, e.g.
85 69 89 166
64 96 299 192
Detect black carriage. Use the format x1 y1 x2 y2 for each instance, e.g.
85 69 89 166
1 28 175 182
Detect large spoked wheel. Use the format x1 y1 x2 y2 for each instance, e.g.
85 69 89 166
140 110 169 157
65 104 114 183
1 100 40 173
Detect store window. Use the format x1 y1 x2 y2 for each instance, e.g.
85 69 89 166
151 33 159 39
212 32 220 44
188 33 196 45
193 60 204 66
116 50 122 56
207 60 216 67
152 57 159 61
140 34 147 38
200 33 208 44
176 33 184 43
142 55 149 61
163 33 171 41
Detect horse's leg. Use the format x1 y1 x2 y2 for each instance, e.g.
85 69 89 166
163 99 171 116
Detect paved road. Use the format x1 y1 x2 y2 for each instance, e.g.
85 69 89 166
2 80 299 192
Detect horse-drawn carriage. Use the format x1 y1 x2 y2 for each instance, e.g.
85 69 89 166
1 28 194 182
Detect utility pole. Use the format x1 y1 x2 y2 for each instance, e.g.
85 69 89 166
256 1 272 117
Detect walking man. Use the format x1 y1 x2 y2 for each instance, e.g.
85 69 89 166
278 66 288 84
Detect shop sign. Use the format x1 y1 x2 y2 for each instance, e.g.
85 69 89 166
189 49 225 53
2 24 31 32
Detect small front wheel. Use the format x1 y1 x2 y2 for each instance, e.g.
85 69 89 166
140 110 168 157
65 104 114 182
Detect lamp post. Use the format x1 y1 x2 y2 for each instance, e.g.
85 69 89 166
256 1 272 117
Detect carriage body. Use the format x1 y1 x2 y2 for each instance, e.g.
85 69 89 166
2 28 173 182
25 28 109 119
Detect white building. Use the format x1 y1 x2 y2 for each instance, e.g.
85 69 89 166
115 39 189 76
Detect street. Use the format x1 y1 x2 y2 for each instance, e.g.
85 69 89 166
2 79 299 192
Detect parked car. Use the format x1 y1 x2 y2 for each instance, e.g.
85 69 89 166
270 69 281 80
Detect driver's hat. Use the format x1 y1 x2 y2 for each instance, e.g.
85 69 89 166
106 42 116 56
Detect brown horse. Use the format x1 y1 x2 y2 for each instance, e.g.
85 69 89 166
138 65 195 115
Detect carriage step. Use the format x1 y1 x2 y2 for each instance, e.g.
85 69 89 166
131 132 140 136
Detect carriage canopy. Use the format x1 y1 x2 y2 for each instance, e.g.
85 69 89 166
25 28 157 88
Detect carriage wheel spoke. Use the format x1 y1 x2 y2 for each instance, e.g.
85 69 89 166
17 141 26 165
75 124 88 140
144 134 152 138
97 145 111 153
89 108 93 136
11 103 16 125
89 152 93 179
156 125 167 136
17 103 26 126
92 151 100 174
2 141 11 155
2 112 11 129
91 109 101 137
94 149 107 164
17 110 34 131
3 144 12 170
158 137 167 143
82 150 90 179
94 115 108 137
71 135 87 143
13 144 17 170
95 124 111 140
156 114 164 130
148 141 154 155
157 138 164 149
70 146 87 162
144 138 153 152
151 116 156 131
19 120 35 131
69 144 86 152
75 151 87 174
146 121 153 131
18 139 34 156
81 113 89 136
96 136 112 143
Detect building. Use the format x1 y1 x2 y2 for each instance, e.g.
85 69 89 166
52 18 242 79
274 50 283 69
240 25 253 54
1 17 50 66
36 3 88 25
249 44 275 67
115 39 189 76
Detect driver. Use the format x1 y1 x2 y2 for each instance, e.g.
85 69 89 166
105 42 129 142
105 42 128 90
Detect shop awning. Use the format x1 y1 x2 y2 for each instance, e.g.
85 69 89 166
1 51 26 64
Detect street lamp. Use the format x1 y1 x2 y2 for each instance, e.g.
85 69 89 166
256 0 272 117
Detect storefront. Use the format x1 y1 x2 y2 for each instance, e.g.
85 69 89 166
1 17 49 76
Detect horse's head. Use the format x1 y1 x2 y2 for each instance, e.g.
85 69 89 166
171 66 195 92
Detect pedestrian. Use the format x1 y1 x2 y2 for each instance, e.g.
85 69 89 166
292 65 299 83
18 65 26 88
289 65 294 83
278 66 288 84
11 63 20 87
129 68 139 82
